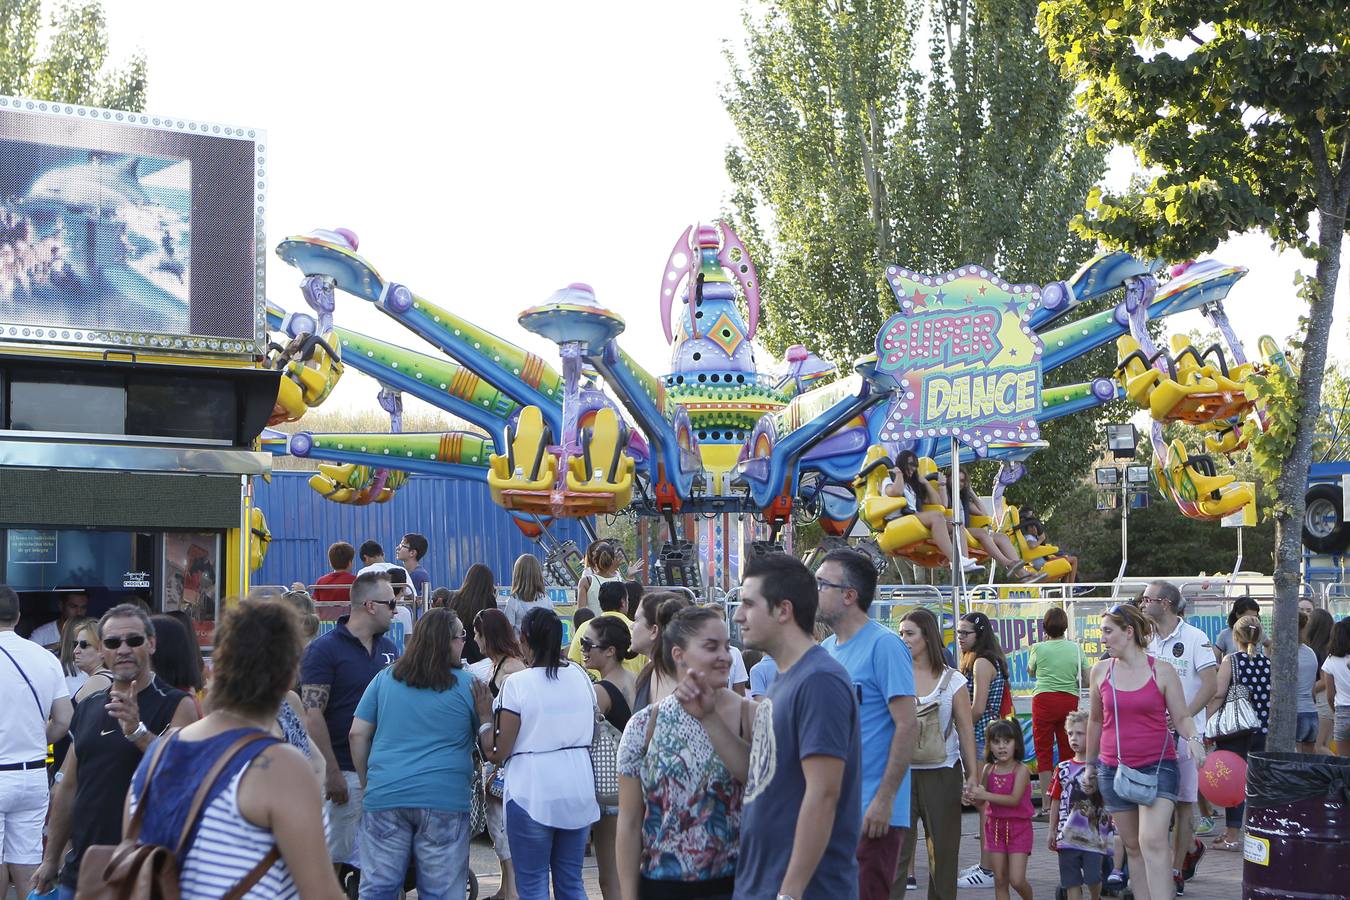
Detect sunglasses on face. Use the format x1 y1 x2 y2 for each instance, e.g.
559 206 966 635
371 599 397 611
103 634 147 650
580 639 607 653
75 640 94 650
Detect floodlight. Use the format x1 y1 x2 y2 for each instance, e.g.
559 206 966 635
1106 423 1139 459
1095 466 1121 486
1125 465 1152 485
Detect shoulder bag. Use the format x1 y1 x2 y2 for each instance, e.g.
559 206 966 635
587 667 623 808
76 730 280 900
1109 660 1170 807
1204 664 1260 740
912 669 956 766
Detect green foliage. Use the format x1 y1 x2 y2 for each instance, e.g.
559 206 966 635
723 0 1112 511
0 0 144 109
1038 0 1349 262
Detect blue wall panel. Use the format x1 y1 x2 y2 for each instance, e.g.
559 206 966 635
252 472 590 590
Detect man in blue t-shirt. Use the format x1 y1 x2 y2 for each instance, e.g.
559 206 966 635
817 549 917 900
300 569 399 875
683 553 861 900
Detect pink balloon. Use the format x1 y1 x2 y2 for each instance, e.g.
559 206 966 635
1198 750 1248 808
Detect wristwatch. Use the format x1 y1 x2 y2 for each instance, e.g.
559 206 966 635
125 722 150 742
777 895 797 900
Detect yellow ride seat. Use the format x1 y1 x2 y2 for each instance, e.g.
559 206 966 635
309 462 361 503
566 407 635 509
249 507 270 571
1115 336 1162 406
488 406 558 503
1002 506 1072 582
1154 439 1254 520
290 332 344 406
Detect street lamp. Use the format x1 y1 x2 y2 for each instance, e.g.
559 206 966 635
1106 423 1139 459
1101 425 1152 585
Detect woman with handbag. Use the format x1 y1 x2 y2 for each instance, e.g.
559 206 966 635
615 606 751 900
1204 615 1271 850
476 606 599 900
475 608 527 900
585 616 637 900
1083 603 1205 900
893 608 978 900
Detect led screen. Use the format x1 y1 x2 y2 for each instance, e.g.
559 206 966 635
0 97 263 355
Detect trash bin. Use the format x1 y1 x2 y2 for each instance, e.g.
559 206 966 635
1243 751 1350 899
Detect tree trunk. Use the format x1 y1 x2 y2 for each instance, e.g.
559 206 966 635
1267 207 1343 751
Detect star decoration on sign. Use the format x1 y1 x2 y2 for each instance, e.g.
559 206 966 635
911 288 928 308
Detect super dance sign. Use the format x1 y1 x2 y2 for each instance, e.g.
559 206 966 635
873 265 1044 453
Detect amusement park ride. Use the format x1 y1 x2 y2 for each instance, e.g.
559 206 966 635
259 221 1285 591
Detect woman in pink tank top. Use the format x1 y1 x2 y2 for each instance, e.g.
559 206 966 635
1083 604 1206 900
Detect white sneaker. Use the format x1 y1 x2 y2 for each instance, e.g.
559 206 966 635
960 557 984 574
958 863 982 878
957 867 996 888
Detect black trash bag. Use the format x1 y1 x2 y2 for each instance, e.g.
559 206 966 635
1245 751 1350 808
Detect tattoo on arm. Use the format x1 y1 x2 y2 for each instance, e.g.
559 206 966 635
301 685 331 713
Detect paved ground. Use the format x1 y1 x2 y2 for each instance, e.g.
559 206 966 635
463 810 1247 899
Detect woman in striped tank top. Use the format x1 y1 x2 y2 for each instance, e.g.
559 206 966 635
127 601 343 899
1083 603 1205 900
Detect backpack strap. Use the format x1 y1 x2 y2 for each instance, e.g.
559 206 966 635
124 728 180 841
938 669 956 739
642 703 660 756
173 732 277 857
220 845 282 900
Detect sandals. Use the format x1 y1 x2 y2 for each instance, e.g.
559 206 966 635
1211 837 1242 852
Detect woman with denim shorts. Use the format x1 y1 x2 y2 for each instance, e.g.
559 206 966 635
1082 604 1206 900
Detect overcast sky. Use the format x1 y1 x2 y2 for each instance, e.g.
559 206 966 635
99 0 1348 421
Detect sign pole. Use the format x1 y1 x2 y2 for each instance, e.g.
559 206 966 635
951 437 964 620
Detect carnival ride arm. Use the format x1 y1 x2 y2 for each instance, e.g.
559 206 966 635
616 773 644 900
779 754 846 899
862 695 916 840
1159 662 1206 767
1206 655 1234 722
301 683 346 803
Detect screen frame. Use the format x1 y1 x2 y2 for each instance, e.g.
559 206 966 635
0 95 265 358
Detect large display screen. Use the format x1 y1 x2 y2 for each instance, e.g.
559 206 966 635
0 96 264 356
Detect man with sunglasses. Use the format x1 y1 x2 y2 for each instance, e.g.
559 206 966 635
300 570 399 888
32 603 197 898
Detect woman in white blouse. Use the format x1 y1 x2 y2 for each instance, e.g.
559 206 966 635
476 606 599 900
894 608 978 900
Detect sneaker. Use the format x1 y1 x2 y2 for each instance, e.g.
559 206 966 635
1102 870 1126 897
1194 815 1216 836
1174 871 1185 895
957 867 996 888
1182 837 1206 880
906 875 918 889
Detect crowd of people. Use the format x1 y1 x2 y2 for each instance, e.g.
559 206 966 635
3 535 1347 900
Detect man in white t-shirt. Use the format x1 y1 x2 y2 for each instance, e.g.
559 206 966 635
0 584 73 892
27 590 88 650
1142 580 1217 891
728 645 750 695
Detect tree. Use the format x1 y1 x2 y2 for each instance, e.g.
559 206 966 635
1 0 145 109
1037 0 1349 750
722 0 1116 515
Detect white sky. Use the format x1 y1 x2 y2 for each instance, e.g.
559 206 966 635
99 0 1348 422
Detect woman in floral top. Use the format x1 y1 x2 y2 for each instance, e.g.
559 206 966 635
616 606 752 900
